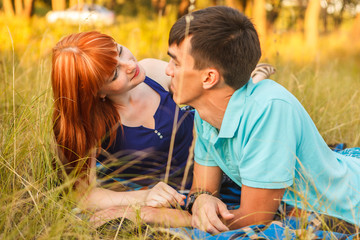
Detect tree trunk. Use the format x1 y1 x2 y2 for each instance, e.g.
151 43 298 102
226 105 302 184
151 0 167 16
352 13 360 41
14 0 24 16
24 0 34 17
178 0 190 18
252 0 266 43
304 0 321 47
52 0 66 11
3 0 15 17
225 0 244 12
69 0 84 8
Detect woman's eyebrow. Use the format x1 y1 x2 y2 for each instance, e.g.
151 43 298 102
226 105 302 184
118 46 123 56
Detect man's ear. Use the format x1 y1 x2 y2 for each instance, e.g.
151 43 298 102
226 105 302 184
202 68 220 89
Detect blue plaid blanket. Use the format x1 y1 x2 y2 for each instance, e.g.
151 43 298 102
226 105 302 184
169 217 359 240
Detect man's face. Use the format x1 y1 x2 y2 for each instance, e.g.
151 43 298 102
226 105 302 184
166 37 204 106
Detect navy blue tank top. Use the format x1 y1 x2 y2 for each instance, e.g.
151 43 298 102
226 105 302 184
97 76 194 190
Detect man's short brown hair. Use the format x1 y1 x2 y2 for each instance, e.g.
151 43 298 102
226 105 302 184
169 6 261 89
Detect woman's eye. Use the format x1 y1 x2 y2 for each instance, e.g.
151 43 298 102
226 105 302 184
112 68 118 81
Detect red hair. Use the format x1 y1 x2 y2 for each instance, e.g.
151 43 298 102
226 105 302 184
52 31 120 175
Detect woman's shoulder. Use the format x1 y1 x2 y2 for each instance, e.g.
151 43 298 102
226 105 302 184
139 58 171 92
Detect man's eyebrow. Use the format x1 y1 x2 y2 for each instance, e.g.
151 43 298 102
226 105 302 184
167 51 177 61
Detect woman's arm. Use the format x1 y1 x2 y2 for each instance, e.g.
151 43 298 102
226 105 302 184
139 58 171 91
75 158 186 211
90 206 192 228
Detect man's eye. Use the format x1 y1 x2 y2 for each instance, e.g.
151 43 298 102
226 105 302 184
112 68 118 81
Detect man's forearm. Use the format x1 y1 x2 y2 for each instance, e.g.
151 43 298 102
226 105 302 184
225 208 276 230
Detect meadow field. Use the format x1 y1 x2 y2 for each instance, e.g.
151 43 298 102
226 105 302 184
0 6 360 239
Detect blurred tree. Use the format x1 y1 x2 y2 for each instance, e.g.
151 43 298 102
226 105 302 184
253 0 267 42
327 0 358 30
3 0 34 18
352 11 360 40
52 0 66 10
69 0 85 7
225 0 247 12
178 0 190 17
266 0 282 32
3 0 15 17
152 0 167 15
296 0 307 31
304 0 321 47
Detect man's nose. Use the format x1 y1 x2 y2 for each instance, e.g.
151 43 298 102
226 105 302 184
165 62 173 77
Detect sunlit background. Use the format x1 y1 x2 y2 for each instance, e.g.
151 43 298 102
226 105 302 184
0 1 359 238
1 0 360 61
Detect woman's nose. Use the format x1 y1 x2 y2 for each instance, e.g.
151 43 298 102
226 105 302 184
123 60 136 74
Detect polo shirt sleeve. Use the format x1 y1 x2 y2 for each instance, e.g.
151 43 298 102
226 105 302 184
239 99 301 189
194 112 218 167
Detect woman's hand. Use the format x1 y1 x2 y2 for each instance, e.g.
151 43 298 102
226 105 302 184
145 182 186 208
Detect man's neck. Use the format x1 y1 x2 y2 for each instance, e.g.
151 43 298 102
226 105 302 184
194 86 235 129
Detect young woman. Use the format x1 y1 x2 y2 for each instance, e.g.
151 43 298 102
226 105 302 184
52 31 191 211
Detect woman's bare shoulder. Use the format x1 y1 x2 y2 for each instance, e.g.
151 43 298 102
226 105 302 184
139 58 171 91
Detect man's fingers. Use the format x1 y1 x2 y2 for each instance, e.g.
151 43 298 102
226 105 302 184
191 196 232 234
218 203 235 220
204 225 221 235
192 211 222 235
206 209 230 232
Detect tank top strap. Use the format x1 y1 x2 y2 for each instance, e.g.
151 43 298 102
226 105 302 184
144 76 167 94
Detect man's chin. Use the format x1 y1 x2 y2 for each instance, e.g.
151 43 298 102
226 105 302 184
173 95 184 105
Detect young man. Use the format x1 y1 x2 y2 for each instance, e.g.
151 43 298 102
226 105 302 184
166 6 360 234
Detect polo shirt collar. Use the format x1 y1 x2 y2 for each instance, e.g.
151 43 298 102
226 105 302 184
217 78 255 138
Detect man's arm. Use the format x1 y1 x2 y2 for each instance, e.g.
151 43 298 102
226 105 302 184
190 161 285 233
189 162 223 195
226 185 285 229
192 183 285 234
189 162 235 233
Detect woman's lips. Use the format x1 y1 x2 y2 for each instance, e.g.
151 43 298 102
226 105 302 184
132 65 140 79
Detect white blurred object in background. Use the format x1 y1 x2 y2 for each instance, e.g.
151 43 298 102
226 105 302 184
46 4 115 26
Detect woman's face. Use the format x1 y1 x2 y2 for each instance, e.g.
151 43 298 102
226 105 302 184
98 43 145 99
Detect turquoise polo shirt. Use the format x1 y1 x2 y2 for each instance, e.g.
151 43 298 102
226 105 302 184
194 79 360 225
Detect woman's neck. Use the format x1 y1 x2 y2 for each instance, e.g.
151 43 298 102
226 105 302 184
112 83 160 128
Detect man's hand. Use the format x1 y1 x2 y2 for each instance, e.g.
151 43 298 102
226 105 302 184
145 182 186 208
191 194 234 234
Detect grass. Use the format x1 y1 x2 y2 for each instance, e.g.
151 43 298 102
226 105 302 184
0 9 360 239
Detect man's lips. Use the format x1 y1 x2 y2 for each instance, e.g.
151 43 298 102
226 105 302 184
170 84 175 93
